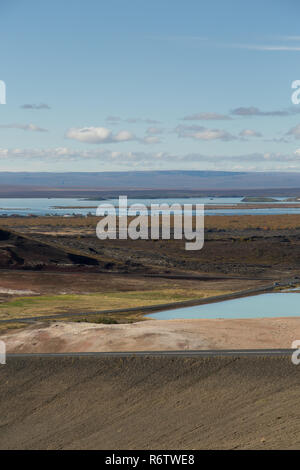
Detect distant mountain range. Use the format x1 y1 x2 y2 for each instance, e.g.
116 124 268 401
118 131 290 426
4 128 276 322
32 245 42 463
0 170 300 189
1 171 300 197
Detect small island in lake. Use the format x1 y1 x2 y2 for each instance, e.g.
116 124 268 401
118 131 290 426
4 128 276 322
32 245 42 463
241 197 279 203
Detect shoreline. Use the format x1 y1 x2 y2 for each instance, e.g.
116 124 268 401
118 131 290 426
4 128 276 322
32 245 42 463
0 279 285 325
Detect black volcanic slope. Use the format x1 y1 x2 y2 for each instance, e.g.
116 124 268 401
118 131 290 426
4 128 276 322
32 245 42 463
0 227 110 270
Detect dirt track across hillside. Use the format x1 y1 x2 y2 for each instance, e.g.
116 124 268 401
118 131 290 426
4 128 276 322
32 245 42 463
0 355 300 449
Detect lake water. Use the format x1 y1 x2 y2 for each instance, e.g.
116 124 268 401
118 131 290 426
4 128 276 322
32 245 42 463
0 197 299 216
147 292 300 320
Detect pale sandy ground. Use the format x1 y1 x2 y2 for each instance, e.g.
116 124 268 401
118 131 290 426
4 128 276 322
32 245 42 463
2 317 300 352
0 288 36 295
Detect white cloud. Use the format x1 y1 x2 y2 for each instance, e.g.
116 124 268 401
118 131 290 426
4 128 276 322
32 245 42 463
175 125 236 141
142 136 162 145
2 147 299 166
2 146 300 172
105 116 160 124
0 147 109 161
21 103 51 110
231 106 293 117
65 126 136 144
113 130 134 142
239 129 262 138
192 129 234 141
182 112 231 121
287 124 300 139
0 123 47 132
146 127 164 135
228 43 300 51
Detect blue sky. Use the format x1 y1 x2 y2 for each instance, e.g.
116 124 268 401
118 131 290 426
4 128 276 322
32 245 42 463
1 0 300 172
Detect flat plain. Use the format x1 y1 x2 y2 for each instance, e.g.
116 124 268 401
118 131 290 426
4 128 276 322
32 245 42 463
0 213 300 350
